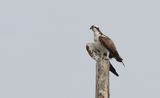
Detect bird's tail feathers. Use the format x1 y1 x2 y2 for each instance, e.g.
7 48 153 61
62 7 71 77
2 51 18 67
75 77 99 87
115 56 125 67
115 56 123 62
121 61 125 67
109 62 119 77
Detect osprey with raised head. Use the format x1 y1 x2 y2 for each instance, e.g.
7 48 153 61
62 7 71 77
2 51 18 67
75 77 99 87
86 25 124 76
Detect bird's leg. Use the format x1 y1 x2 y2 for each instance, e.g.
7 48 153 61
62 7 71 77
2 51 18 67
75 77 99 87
94 49 101 56
101 51 109 60
106 51 110 60
92 50 100 61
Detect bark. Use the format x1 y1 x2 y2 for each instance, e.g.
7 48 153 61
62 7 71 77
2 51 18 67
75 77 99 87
96 58 110 98
86 43 110 98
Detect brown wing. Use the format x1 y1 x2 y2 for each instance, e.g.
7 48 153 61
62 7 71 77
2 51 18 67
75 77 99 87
99 36 123 63
99 36 124 65
99 36 117 54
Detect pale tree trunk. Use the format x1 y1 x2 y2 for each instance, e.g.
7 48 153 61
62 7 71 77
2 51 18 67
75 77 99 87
96 58 110 98
86 43 110 98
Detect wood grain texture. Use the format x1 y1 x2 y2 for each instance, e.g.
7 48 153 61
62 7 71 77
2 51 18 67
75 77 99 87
96 58 110 98
86 43 110 98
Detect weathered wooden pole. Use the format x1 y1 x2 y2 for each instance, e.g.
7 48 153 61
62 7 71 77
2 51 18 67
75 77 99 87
86 43 110 98
96 58 110 98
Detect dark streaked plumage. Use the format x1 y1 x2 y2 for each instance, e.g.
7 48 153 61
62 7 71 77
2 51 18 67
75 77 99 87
99 36 123 63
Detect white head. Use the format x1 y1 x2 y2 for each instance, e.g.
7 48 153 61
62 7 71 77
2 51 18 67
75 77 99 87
90 25 103 35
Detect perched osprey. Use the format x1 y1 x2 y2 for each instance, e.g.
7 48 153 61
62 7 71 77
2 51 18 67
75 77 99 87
90 25 124 65
86 25 124 76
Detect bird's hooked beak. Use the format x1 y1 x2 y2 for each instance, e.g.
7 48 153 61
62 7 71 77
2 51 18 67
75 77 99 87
90 25 93 30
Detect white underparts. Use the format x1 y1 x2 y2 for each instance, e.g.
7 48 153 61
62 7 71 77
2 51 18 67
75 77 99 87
92 30 110 60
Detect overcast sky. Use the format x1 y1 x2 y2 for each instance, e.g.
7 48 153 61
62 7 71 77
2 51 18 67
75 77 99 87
0 0 160 98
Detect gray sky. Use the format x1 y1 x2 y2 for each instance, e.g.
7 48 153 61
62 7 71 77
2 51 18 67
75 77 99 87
0 0 160 98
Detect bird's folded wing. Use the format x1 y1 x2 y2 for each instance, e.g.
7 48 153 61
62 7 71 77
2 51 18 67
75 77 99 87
99 36 117 54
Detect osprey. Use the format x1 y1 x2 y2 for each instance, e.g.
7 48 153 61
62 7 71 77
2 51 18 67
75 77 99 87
86 25 124 76
90 25 124 65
